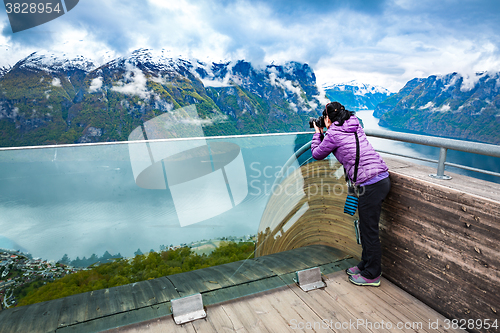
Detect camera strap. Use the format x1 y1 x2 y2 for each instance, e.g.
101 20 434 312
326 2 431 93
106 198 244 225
353 132 360 183
344 132 360 184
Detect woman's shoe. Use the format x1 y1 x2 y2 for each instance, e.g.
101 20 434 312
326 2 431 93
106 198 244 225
348 273 381 287
345 266 361 276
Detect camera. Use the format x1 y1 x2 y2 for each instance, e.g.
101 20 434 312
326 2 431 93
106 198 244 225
308 116 326 129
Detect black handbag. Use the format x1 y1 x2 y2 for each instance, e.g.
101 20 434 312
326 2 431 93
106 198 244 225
343 132 360 216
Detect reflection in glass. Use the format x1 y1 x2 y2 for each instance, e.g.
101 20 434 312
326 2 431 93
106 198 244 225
128 105 248 226
256 158 362 260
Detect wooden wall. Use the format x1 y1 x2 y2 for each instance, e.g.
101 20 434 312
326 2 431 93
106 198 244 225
380 171 500 332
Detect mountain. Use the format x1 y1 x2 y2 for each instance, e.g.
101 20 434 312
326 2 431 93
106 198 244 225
0 49 323 147
375 72 500 144
322 80 393 111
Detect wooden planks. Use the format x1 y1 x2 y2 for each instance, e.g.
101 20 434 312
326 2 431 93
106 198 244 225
108 271 466 333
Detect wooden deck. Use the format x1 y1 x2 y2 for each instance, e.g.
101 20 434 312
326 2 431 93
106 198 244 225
105 270 465 333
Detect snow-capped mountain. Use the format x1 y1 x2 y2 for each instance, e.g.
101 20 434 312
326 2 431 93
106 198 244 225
0 49 324 146
16 51 96 73
322 80 393 111
375 72 500 144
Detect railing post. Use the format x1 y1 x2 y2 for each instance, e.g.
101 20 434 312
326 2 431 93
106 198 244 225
429 147 452 180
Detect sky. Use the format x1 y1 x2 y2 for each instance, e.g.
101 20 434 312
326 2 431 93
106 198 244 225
1 0 500 92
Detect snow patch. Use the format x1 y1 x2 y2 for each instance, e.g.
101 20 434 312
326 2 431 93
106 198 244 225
322 80 391 96
190 60 236 87
18 51 95 73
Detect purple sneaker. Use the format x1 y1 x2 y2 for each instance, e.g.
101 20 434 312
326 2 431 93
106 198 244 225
348 273 381 287
345 266 361 276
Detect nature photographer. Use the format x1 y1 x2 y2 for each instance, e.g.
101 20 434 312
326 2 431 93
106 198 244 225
311 102 390 286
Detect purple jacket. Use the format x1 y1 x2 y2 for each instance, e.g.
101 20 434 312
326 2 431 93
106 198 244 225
311 115 388 185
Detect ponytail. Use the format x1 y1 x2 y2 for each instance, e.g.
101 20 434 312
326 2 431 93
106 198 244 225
325 102 354 126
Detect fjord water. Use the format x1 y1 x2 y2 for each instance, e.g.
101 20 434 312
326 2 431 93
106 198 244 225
0 114 497 262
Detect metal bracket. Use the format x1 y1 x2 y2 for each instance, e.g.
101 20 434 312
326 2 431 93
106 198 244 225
294 267 326 291
171 293 206 325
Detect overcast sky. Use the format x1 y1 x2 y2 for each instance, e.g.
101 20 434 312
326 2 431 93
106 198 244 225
1 0 499 91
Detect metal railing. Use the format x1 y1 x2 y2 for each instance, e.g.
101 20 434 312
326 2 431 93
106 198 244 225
276 129 500 183
364 129 500 180
0 129 498 180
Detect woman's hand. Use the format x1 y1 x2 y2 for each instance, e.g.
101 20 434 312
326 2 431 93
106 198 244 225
313 122 323 134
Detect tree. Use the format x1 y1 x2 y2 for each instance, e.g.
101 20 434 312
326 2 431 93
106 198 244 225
101 251 112 261
58 254 70 265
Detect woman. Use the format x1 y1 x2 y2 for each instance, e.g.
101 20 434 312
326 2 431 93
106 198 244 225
311 102 390 287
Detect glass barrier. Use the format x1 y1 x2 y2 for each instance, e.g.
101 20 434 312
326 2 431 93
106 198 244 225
0 133 313 261
0 129 316 308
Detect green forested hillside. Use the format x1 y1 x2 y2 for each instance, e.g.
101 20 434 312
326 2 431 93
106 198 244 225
375 73 500 144
15 241 254 306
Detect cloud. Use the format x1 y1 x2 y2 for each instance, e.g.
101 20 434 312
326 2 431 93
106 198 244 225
0 0 499 92
51 78 61 87
110 62 151 99
89 76 103 93
179 113 228 125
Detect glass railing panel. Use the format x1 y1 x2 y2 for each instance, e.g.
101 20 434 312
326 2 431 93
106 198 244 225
0 132 316 308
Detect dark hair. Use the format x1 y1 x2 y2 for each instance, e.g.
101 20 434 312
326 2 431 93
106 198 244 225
325 102 354 126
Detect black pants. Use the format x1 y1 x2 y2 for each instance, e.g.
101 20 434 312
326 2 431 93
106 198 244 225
356 176 391 279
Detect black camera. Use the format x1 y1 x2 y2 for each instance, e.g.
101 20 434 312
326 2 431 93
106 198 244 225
309 116 325 129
